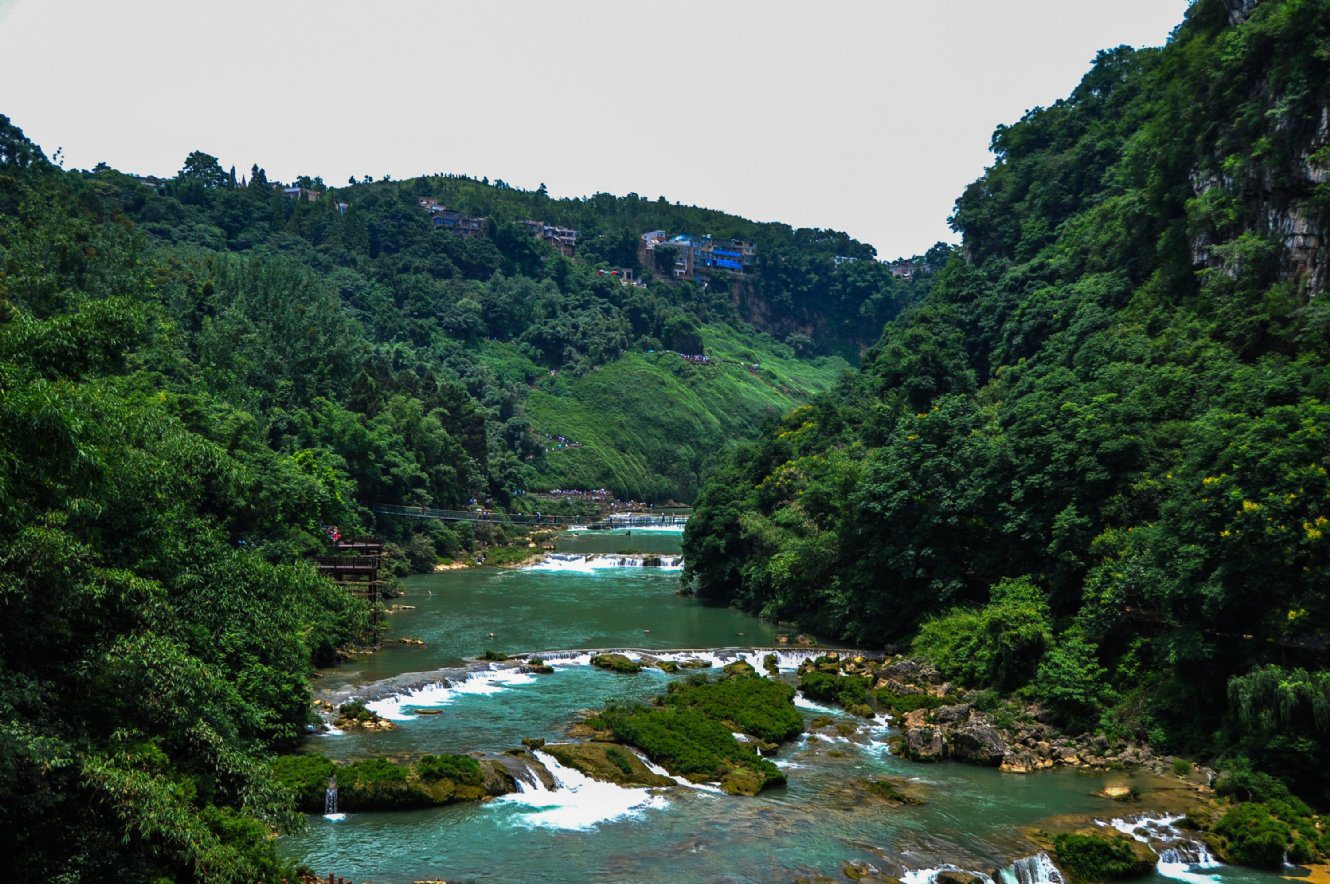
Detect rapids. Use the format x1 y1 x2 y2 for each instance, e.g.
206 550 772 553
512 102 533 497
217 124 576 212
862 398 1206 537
281 529 1291 884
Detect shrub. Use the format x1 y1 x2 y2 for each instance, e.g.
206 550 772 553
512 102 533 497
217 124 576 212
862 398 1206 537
1051 832 1155 882
914 576 1051 690
1032 629 1110 730
798 671 870 709
1214 761 1307 811
1172 759 1192 777
416 754 483 786
479 650 509 661
337 700 375 721
1213 804 1292 869
270 753 335 812
875 689 943 716
665 674 802 742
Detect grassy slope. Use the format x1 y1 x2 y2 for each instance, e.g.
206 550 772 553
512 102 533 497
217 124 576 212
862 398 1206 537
510 324 849 501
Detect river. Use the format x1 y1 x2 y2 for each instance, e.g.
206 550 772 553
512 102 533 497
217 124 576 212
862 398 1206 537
281 528 1293 884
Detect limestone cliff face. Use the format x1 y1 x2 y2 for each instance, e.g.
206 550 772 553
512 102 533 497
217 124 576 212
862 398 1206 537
1190 113 1328 296
1188 0 1328 298
1225 0 1261 24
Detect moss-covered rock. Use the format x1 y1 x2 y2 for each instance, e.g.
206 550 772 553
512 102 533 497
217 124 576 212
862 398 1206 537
333 700 397 732
935 872 985 884
719 764 775 796
1051 831 1157 883
591 653 642 673
271 752 501 813
656 660 680 673
799 669 871 709
862 777 927 805
542 742 673 788
723 660 756 677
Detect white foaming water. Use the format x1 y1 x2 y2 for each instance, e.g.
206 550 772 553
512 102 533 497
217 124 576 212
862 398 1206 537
1097 815 1222 884
321 812 347 822
542 651 595 667
519 647 830 678
364 668 538 721
599 525 686 534
903 866 995 884
794 693 842 714
999 853 1064 884
521 553 684 573
627 748 725 793
496 750 669 830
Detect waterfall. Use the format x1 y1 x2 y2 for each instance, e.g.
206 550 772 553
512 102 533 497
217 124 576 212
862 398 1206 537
901 865 995 884
494 750 669 830
321 775 346 821
1159 842 1218 867
521 553 684 572
1098 815 1222 883
510 764 551 794
999 853 1064 884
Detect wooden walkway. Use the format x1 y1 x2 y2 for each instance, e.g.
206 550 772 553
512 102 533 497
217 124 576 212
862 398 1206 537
316 538 385 609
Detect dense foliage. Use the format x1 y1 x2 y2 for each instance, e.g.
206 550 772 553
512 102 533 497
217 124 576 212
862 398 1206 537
0 99 919 875
52 127 926 505
683 0 1330 802
0 132 369 877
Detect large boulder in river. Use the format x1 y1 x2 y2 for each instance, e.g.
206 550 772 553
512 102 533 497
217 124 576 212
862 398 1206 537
542 743 673 788
932 703 971 725
935 872 986 884
1050 830 1158 882
591 653 642 673
950 724 1008 765
902 727 946 761
723 660 756 677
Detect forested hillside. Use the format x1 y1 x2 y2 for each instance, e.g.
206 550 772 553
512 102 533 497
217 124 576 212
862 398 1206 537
684 0 1330 801
0 113 923 878
86 145 927 507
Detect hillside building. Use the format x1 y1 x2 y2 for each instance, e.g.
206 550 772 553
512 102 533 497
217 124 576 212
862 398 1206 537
524 220 578 256
418 198 486 238
280 185 323 202
642 231 756 280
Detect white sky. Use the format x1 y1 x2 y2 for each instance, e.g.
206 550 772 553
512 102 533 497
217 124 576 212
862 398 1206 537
0 0 1189 259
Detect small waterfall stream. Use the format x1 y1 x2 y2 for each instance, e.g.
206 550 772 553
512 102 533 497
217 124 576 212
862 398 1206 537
323 775 345 821
999 853 1064 884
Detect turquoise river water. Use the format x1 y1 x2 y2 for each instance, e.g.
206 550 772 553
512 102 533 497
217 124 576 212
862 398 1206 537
280 529 1295 884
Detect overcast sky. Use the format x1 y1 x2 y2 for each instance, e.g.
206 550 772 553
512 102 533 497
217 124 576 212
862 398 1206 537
0 0 1189 259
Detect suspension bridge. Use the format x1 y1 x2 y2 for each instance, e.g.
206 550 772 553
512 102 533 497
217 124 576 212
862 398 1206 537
371 504 689 529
